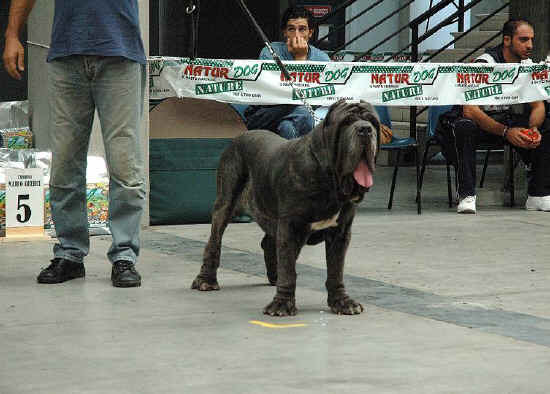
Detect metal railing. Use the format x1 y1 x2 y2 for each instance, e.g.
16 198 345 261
330 0 415 55
401 0 510 136
425 2 509 63
315 0 384 46
315 0 509 139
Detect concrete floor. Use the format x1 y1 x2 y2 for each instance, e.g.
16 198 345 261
1 164 550 394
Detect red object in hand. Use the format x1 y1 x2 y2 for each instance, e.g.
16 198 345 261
520 128 538 141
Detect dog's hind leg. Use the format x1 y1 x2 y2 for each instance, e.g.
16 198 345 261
260 234 277 285
324 205 364 315
192 147 246 291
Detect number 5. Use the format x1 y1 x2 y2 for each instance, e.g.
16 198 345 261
16 194 31 223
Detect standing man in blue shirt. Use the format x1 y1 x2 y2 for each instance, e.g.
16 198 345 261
244 6 331 139
3 0 146 287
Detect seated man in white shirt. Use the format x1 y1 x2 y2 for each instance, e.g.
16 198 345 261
436 19 550 214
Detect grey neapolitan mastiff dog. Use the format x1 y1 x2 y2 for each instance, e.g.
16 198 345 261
192 100 379 316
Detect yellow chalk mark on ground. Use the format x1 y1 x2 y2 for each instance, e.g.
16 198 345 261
249 320 307 329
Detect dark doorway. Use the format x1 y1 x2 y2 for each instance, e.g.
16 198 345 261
296 0 345 51
0 1 28 101
151 0 282 60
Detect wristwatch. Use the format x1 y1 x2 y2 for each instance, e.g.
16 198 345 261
502 126 509 139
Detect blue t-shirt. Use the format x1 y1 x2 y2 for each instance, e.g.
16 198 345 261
47 0 146 64
259 42 330 62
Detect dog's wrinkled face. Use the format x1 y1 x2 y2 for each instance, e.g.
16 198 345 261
322 100 380 198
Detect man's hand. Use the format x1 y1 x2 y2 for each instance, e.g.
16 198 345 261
525 127 542 148
3 35 25 80
287 36 309 61
3 0 36 80
506 127 541 149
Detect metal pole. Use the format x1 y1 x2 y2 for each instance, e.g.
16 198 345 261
410 23 418 139
234 0 291 81
458 0 464 32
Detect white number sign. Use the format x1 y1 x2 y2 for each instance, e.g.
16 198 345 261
5 168 44 229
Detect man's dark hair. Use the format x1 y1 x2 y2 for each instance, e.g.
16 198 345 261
502 19 533 39
280 6 315 30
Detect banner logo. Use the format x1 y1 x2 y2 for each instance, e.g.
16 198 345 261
371 73 409 84
321 64 352 84
282 72 321 83
532 69 549 82
292 85 335 100
410 65 437 85
185 64 229 79
195 81 243 95
149 58 164 88
382 85 423 102
228 62 262 81
464 84 502 101
489 66 518 84
457 73 489 84
150 59 163 76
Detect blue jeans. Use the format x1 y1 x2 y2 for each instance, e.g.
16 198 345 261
245 105 314 139
48 56 146 264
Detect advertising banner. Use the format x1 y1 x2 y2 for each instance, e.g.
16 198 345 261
149 57 550 106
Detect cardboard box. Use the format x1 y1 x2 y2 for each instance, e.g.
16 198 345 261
1 183 109 237
43 183 109 229
0 127 33 149
1 152 110 237
149 97 246 224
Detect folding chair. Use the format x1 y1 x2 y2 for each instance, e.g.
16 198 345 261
377 106 421 214
420 105 516 207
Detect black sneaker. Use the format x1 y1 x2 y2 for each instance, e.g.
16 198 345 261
111 260 141 288
37 258 85 284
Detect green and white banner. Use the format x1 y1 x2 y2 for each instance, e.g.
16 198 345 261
149 56 550 106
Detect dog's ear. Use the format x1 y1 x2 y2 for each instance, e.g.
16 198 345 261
365 112 380 133
358 102 380 126
357 102 382 165
323 99 347 128
368 111 381 164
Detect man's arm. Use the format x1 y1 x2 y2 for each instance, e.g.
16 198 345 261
528 101 545 129
463 104 536 149
462 105 507 135
3 0 36 80
463 57 511 137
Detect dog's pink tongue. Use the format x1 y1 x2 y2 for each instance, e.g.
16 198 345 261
353 160 373 188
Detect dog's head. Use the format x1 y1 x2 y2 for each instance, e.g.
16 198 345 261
319 100 380 199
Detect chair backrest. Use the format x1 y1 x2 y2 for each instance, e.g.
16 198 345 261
374 105 392 128
313 106 329 125
229 104 249 123
427 105 453 137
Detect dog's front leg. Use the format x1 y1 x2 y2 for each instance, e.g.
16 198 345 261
263 220 306 316
325 209 364 315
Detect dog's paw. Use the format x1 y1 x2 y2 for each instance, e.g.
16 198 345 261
328 296 364 315
191 275 220 291
263 297 297 316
